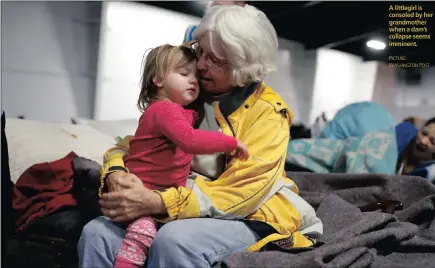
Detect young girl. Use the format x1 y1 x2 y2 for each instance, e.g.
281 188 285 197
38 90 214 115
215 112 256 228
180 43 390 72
106 44 249 268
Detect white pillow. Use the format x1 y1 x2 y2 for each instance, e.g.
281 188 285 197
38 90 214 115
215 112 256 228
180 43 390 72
71 116 138 139
6 118 116 183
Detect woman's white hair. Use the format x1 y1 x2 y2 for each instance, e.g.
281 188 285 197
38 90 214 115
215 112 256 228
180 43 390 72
194 4 278 86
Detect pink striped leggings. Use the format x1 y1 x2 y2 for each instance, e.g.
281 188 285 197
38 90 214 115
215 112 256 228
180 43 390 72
114 216 157 268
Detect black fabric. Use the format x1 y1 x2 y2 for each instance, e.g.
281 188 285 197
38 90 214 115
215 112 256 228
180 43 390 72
4 155 102 268
290 124 312 139
219 82 259 119
285 162 314 173
243 219 278 243
108 166 128 173
6 232 78 268
6 210 83 268
71 157 103 222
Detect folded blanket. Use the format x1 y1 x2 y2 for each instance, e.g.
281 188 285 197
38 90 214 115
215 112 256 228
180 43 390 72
286 129 398 174
223 172 435 268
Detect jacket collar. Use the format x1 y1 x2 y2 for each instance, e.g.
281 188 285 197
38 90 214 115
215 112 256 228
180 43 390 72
219 81 260 118
186 81 261 120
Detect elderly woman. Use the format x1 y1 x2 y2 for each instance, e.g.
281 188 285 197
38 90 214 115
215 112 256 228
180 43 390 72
78 5 322 268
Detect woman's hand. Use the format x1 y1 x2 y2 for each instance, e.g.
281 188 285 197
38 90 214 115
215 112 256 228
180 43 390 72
100 172 167 222
106 171 139 192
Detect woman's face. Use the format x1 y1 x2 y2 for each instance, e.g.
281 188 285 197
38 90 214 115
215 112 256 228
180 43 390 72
413 122 435 158
196 34 233 94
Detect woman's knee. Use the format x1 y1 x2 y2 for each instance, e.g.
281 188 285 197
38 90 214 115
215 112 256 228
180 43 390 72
148 220 211 267
80 217 110 241
78 216 124 252
151 220 210 256
151 220 191 250
78 217 126 267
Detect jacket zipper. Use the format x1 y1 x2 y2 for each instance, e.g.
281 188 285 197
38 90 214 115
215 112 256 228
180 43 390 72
221 116 236 167
224 117 236 137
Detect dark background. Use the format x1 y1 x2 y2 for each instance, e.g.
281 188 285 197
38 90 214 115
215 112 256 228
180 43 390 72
139 1 435 65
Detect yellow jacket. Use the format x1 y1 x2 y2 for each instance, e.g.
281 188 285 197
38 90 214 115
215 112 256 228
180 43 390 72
101 82 323 251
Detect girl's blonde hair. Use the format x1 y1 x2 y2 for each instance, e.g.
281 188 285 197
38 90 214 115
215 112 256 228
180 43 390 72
137 44 196 112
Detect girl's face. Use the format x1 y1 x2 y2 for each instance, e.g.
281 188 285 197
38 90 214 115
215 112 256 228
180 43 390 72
155 61 199 106
413 122 435 159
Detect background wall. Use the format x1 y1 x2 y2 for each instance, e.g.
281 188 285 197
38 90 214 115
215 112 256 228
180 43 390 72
265 38 317 124
94 2 318 123
1 1 101 122
309 49 378 123
310 49 435 123
394 67 435 120
94 2 201 121
2 1 434 124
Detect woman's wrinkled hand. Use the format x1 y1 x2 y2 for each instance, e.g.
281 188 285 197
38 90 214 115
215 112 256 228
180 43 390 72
100 172 167 222
106 171 140 192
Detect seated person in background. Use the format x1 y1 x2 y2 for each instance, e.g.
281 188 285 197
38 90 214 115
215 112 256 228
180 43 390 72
397 117 435 181
105 44 248 268
78 4 322 268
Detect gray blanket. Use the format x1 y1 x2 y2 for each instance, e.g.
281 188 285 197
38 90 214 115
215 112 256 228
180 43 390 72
223 172 435 268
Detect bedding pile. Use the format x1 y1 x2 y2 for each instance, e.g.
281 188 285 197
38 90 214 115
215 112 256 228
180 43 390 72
13 153 101 233
223 172 435 268
286 129 398 175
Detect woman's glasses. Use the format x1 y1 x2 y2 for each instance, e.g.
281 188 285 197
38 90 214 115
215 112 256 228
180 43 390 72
188 41 228 71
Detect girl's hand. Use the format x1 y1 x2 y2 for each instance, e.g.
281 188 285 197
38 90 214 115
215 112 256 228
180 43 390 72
236 141 249 161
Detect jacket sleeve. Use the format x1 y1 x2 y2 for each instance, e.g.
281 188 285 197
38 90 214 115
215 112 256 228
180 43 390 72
98 137 131 197
157 103 292 221
156 104 238 155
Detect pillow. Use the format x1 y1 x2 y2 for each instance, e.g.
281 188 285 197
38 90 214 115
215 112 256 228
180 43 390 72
6 118 115 183
71 117 138 139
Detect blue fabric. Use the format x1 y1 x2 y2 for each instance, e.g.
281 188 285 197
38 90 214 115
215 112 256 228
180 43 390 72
395 122 418 155
188 25 197 41
287 128 398 174
288 120 433 179
409 161 435 182
321 102 397 140
184 25 197 43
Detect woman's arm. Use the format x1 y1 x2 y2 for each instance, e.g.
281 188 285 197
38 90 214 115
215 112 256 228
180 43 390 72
100 172 168 222
98 136 131 197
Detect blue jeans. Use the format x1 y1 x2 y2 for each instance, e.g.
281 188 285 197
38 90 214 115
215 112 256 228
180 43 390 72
78 216 260 268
